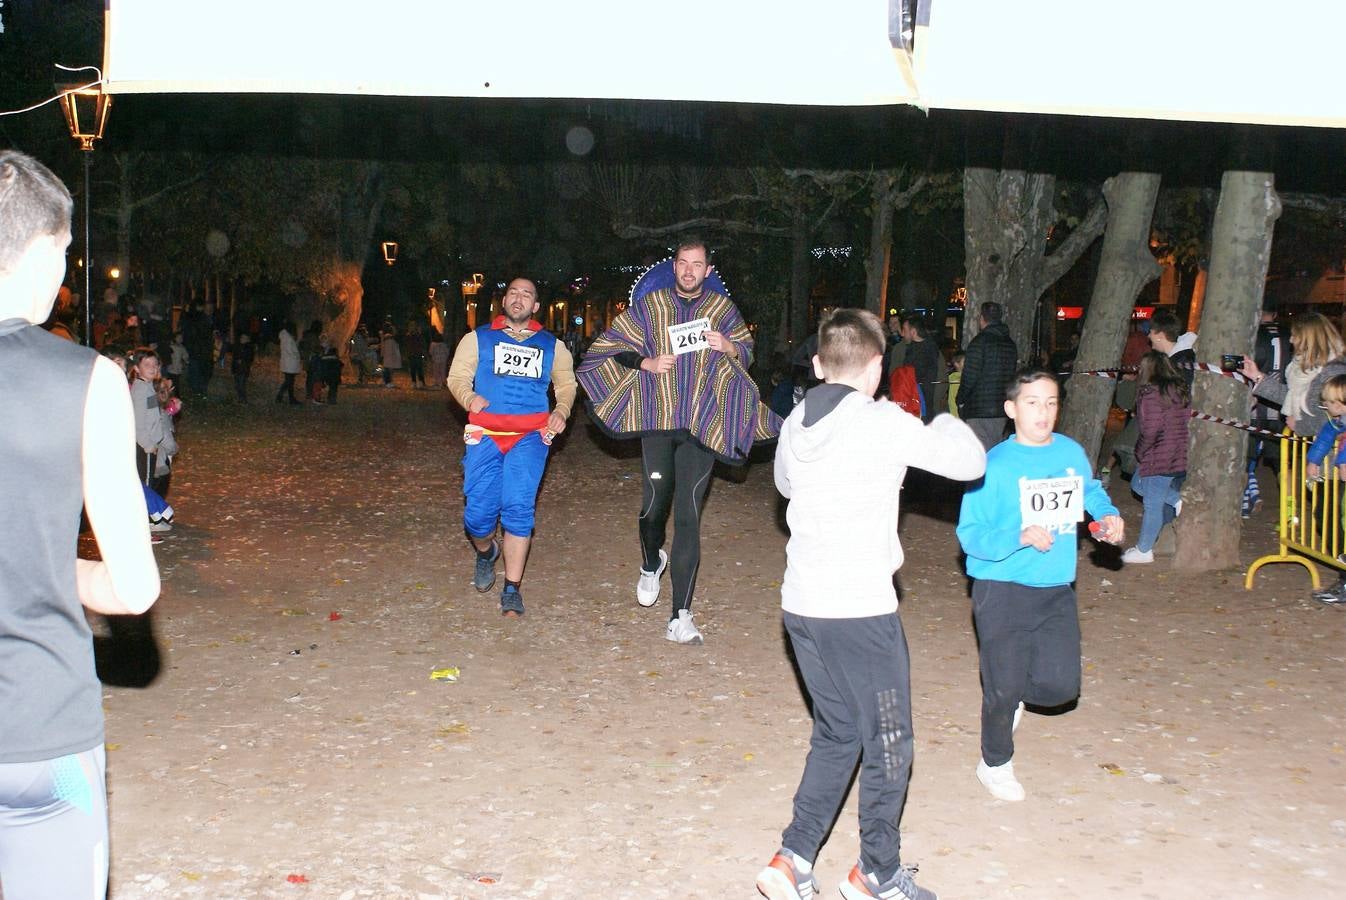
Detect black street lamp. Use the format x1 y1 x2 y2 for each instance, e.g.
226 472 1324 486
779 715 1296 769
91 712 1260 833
57 83 111 347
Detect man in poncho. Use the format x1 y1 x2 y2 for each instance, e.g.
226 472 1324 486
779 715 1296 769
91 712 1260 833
578 237 780 644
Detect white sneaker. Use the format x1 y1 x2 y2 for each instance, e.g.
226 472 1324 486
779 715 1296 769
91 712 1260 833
1012 701 1025 734
1121 546 1154 564
977 758 1025 802
149 521 173 533
636 549 668 607
665 609 703 645
1173 498 1183 517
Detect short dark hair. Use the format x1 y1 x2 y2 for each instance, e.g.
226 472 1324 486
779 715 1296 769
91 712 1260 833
1005 367 1059 401
0 150 73 274
979 301 1003 324
816 308 885 377
674 235 711 259
1150 309 1181 343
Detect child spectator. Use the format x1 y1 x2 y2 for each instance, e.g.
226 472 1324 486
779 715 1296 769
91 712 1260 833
947 351 965 418
957 369 1123 802
319 336 343 404
757 308 985 900
129 349 178 533
166 331 189 390
1122 351 1190 564
1305 375 1346 604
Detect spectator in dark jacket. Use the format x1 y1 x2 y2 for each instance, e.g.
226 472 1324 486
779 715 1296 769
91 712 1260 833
902 314 943 422
231 332 255 402
1123 351 1190 564
957 301 1018 450
180 303 215 399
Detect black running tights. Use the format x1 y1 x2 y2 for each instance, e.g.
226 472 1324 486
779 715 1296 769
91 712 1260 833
638 434 715 616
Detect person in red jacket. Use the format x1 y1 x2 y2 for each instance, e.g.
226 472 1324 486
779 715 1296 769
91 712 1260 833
1122 351 1190 564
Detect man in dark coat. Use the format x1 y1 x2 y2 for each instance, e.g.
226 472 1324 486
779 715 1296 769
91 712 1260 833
957 301 1019 450
180 303 216 399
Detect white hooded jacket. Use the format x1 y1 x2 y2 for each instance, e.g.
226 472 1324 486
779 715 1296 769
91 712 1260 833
775 387 986 618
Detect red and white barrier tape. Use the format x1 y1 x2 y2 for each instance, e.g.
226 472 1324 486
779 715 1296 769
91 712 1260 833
1187 410 1309 443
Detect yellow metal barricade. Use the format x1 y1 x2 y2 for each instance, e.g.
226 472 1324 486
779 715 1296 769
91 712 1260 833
1246 429 1346 589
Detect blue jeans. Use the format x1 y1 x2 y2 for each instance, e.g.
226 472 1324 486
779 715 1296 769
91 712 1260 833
1133 474 1184 553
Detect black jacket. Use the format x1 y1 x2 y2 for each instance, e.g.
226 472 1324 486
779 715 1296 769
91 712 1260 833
957 322 1018 419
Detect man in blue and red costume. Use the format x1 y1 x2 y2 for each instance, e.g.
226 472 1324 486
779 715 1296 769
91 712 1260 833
578 237 781 644
447 277 576 617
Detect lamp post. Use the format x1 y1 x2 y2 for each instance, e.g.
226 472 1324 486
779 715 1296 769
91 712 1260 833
57 83 111 347
381 241 399 266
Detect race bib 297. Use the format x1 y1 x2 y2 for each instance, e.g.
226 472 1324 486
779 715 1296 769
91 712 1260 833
493 342 543 379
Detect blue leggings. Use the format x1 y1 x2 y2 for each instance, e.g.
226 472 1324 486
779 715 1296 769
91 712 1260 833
0 745 108 899
463 431 550 539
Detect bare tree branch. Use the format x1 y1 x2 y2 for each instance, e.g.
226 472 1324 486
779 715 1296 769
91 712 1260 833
617 217 790 239
1034 195 1108 296
695 193 770 210
1280 192 1346 220
890 174 930 211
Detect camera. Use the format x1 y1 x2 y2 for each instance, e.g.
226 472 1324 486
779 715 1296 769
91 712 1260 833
1221 353 1244 372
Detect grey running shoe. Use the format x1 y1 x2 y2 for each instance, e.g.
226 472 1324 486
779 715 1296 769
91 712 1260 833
500 585 524 618
839 861 936 900
756 848 818 900
473 540 500 593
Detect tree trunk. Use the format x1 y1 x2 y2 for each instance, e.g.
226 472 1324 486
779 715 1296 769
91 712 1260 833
1059 172 1162 462
789 201 811 343
865 174 896 315
962 165 1055 358
1173 160 1280 572
298 261 365 355
1187 265 1208 332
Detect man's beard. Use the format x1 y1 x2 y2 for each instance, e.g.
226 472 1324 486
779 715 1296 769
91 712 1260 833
676 276 704 297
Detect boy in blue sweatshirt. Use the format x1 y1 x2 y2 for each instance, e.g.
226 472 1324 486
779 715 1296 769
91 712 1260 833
957 369 1124 802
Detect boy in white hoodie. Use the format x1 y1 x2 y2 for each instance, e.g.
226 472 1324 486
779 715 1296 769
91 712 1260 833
756 309 986 900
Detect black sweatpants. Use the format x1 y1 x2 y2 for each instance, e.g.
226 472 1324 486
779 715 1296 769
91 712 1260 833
638 434 715 617
972 579 1081 766
780 611 913 882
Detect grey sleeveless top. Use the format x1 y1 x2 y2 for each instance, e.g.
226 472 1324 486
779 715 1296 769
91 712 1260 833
0 319 102 762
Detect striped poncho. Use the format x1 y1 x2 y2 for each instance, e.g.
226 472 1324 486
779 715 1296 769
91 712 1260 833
577 287 781 463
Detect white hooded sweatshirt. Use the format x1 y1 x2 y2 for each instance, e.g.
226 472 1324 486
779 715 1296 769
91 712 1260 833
774 387 986 618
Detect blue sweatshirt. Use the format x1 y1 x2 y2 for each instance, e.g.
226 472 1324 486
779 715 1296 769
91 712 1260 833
1306 416 1346 467
957 433 1118 587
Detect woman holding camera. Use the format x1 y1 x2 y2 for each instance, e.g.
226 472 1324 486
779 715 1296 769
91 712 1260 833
1245 313 1345 438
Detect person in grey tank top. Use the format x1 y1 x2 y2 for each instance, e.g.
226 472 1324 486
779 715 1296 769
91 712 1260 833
0 150 161 900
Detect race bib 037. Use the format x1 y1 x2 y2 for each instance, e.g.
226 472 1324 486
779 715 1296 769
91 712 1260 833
493 342 543 379
1018 474 1084 529
667 318 711 356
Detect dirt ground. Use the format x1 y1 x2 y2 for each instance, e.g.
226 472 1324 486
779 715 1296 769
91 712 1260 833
93 365 1346 899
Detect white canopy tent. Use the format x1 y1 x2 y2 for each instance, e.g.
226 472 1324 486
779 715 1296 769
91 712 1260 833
102 0 1346 128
